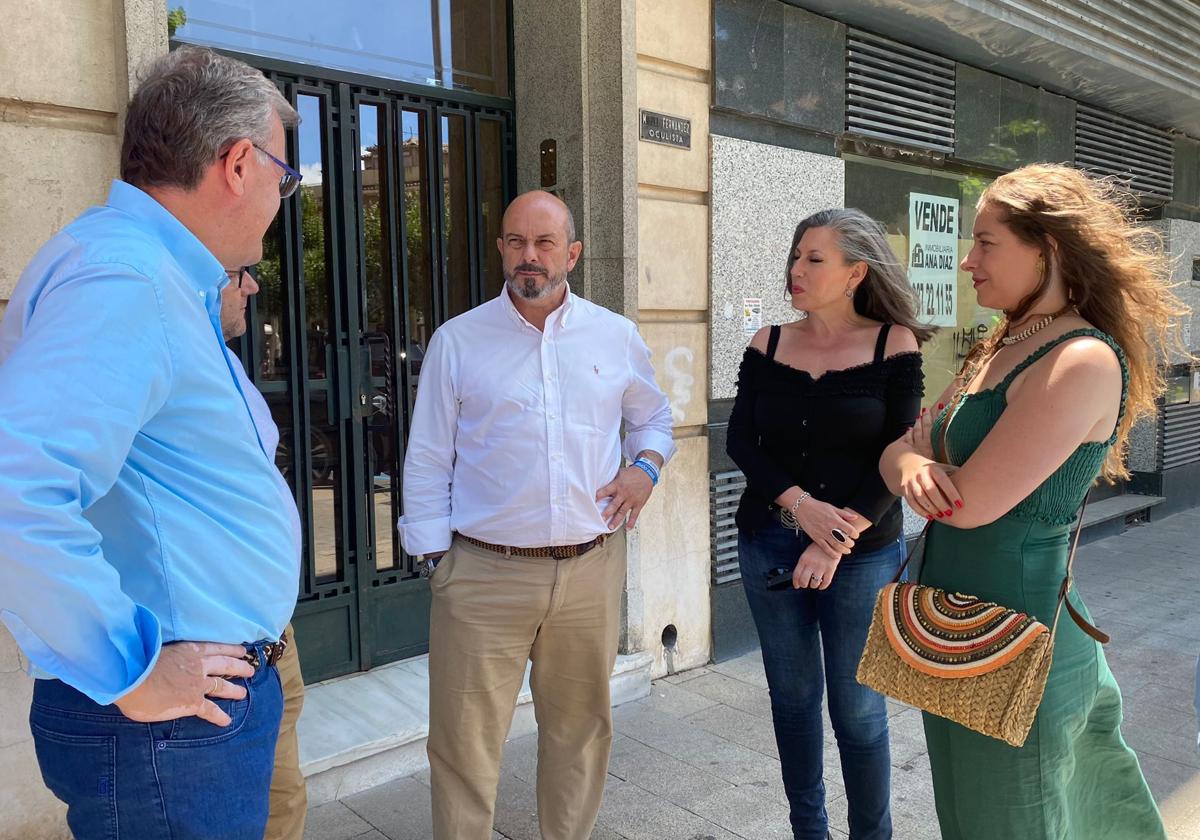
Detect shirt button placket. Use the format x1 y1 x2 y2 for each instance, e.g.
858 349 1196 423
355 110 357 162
543 334 565 543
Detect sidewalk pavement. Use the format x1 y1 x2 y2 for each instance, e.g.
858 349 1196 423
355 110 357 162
306 506 1200 840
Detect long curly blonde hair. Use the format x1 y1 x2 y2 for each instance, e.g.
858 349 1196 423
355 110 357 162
958 163 1190 481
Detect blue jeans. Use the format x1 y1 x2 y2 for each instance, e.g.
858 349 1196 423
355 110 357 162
30 645 283 840
739 521 903 840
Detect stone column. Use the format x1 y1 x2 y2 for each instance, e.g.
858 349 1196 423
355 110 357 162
0 2 165 835
512 0 647 653
512 0 639 317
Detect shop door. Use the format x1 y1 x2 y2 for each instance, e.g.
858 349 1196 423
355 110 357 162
229 72 513 682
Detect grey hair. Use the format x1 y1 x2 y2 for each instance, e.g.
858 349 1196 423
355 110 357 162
787 207 936 344
121 47 299 190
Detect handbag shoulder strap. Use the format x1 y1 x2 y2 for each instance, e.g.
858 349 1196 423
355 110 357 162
892 345 1109 645
892 492 1109 646
891 523 928 584
1050 492 1109 644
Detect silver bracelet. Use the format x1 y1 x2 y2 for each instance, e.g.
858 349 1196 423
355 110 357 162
781 491 811 535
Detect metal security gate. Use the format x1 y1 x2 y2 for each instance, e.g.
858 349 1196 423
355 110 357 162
228 64 513 682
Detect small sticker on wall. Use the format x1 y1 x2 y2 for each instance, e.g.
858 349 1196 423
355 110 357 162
743 298 762 334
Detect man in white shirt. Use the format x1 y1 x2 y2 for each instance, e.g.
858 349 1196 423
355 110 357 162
398 190 675 840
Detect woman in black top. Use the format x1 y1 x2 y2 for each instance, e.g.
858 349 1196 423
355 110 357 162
727 208 931 840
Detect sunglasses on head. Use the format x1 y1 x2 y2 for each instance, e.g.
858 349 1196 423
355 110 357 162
220 142 303 198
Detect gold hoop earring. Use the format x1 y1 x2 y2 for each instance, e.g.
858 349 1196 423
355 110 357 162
1037 257 1046 281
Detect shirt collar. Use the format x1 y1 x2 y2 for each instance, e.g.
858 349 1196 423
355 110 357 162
499 282 576 332
105 180 228 293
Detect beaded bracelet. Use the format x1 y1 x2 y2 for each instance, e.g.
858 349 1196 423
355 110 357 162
631 458 660 486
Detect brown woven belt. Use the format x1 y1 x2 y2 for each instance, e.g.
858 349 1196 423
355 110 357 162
458 533 607 559
241 630 288 670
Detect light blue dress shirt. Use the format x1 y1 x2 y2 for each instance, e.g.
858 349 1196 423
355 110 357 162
0 181 301 705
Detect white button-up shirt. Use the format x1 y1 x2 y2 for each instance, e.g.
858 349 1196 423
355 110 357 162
397 287 676 554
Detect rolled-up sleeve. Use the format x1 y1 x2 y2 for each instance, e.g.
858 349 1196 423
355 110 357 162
621 325 676 466
0 262 171 705
397 329 460 555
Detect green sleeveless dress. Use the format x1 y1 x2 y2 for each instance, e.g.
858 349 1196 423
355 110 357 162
922 328 1165 840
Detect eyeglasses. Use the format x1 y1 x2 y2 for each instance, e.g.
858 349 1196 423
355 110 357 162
225 266 252 288
219 142 303 198
253 145 303 198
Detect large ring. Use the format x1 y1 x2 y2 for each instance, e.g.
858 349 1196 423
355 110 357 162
831 528 847 544
810 573 821 585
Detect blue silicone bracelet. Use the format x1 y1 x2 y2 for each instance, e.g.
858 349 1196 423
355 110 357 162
634 457 660 480
632 458 659 486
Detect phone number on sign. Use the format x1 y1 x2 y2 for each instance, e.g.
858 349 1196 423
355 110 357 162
913 281 954 319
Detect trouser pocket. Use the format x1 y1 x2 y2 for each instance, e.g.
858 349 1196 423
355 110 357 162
30 719 118 840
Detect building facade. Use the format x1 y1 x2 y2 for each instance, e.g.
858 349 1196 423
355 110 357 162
0 0 1197 835
704 0 1200 657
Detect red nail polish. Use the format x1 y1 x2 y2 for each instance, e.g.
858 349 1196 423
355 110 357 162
954 500 963 509
945 510 953 517
936 512 944 519
938 403 945 410
926 516 934 521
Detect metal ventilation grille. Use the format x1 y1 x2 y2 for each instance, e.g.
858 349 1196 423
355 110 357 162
846 29 955 154
1159 403 1200 470
1075 104 1174 201
710 470 745 585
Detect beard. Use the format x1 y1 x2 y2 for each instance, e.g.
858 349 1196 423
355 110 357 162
504 265 568 301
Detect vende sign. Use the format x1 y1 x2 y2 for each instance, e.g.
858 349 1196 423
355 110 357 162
908 192 959 328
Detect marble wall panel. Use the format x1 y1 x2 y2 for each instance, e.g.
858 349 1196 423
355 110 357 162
636 0 710 70
634 436 712 677
0 121 118 303
710 135 844 398
641 321 708 429
636 70 709 193
638 197 709 311
3 0 118 113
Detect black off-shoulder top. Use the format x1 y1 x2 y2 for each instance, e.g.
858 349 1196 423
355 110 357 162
726 324 925 554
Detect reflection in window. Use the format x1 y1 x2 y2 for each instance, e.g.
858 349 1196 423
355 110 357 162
360 104 390 334
256 217 289 382
174 0 510 97
442 114 471 318
844 157 999 400
358 103 402 573
479 119 505 296
402 109 434 417
296 93 342 584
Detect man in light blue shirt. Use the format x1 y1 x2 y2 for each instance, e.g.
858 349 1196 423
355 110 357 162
0 47 303 839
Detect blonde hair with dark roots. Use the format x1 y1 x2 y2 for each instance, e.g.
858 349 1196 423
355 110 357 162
958 163 1190 481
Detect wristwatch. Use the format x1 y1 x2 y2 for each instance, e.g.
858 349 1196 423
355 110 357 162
417 552 446 579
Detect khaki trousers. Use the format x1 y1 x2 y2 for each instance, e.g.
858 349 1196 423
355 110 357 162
265 624 307 840
427 533 626 840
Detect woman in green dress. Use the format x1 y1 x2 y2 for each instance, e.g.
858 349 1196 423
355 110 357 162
879 163 1186 840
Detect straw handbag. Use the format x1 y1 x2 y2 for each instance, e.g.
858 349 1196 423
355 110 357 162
856 396 1109 748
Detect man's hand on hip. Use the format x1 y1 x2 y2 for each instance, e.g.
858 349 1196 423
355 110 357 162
596 466 655 530
114 641 256 727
